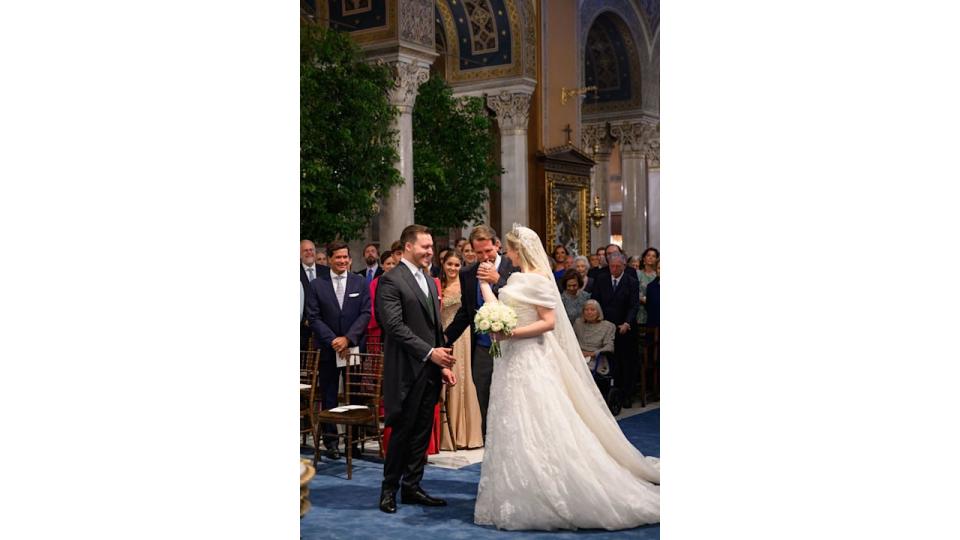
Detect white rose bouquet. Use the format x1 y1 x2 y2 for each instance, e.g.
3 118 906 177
474 301 519 358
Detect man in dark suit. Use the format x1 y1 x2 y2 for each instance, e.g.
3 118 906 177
591 252 641 407
443 224 517 440
356 243 384 285
605 243 640 281
376 224 457 514
300 239 329 351
304 241 371 459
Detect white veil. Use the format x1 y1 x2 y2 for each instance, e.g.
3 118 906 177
509 224 660 483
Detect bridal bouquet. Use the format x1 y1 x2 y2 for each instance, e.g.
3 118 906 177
474 302 518 358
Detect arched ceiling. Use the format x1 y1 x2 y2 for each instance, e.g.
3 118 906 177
582 11 643 113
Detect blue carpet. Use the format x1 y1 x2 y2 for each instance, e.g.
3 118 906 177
301 409 659 539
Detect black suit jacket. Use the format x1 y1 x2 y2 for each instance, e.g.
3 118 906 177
590 268 640 326
443 256 518 353
300 264 329 348
375 262 444 427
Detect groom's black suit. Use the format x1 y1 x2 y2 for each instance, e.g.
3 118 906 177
376 260 444 495
443 255 517 439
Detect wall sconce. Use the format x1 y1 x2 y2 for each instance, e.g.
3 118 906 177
561 85 598 105
589 195 606 228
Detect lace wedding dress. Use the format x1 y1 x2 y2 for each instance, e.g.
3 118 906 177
473 227 660 531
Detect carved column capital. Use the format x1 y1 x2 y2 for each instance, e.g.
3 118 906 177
582 122 618 156
612 121 659 165
487 91 532 133
384 59 431 112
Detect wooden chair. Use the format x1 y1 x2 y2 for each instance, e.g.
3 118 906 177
300 350 321 466
313 351 384 479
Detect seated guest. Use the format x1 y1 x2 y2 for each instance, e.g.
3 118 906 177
573 299 616 374
627 255 642 272
560 269 591 325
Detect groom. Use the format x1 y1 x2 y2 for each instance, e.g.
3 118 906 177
443 224 517 440
376 224 458 514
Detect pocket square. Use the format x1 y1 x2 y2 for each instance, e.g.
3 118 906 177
348 292 360 298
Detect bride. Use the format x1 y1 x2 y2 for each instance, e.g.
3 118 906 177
473 225 660 531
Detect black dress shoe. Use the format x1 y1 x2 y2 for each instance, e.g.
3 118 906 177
324 446 340 460
379 491 397 513
400 488 447 507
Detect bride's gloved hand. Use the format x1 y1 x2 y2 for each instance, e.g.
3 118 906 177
477 261 500 285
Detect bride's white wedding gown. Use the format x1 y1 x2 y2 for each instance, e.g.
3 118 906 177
474 272 660 531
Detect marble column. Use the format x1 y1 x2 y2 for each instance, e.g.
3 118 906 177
583 122 616 251
620 148 647 256
487 91 532 233
379 58 430 246
613 121 658 255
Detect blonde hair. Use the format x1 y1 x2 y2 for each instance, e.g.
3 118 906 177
504 229 551 279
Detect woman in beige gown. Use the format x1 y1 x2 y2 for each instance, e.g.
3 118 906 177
439 250 484 450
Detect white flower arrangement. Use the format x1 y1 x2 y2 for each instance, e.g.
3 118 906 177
474 301 519 358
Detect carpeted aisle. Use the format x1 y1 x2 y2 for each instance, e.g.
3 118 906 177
301 409 659 539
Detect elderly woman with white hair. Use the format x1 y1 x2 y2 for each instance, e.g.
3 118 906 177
571 254 593 292
573 299 616 373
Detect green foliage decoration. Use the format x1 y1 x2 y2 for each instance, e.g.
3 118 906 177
300 25 402 243
412 75 503 233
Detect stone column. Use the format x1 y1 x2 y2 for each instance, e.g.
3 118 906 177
487 91 532 233
583 123 617 251
646 133 660 250
379 58 430 246
613 122 658 255
620 148 647 256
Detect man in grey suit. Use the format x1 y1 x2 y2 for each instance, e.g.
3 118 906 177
443 224 518 440
376 224 458 514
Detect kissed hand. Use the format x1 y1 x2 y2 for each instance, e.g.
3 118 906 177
477 262 500 285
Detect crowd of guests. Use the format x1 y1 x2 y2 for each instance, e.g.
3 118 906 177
557 242 660 408
299 231 660 459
